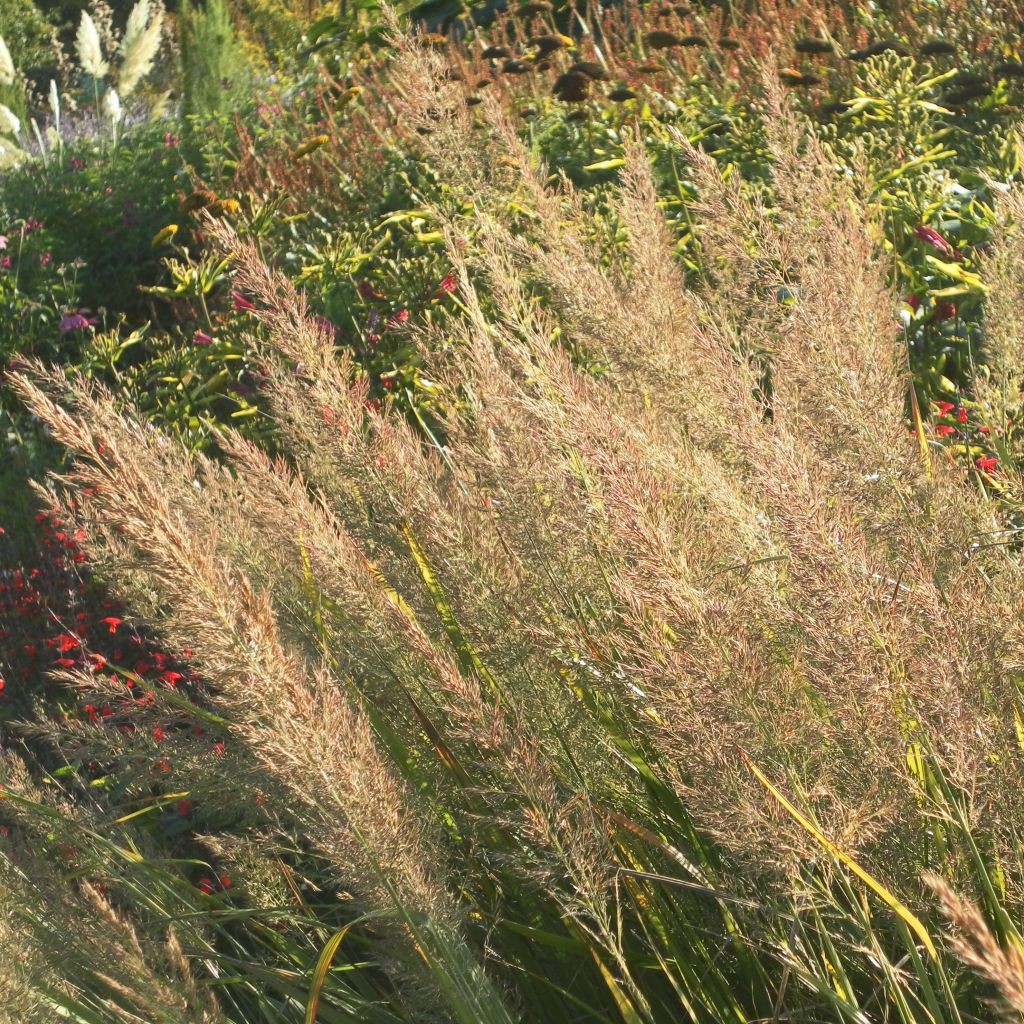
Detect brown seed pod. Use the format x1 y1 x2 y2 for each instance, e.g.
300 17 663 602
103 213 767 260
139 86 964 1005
566 108 588 121
502 58 531 74
440 66 465 82
466 94 484 106
570 60 610 80
552 70 590 101
608 86 638 101
637 60 664 74
794 37 833 54
644 30 683 49
519 105 538 118
718 37 740 50
535 60 551 71
475 78 492 88
920 39 957 56
680 35 707 47
481 44 511 59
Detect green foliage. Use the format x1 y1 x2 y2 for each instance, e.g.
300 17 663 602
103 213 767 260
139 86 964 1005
179 0 252 118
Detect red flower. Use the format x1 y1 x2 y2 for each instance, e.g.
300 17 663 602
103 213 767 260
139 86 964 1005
433 272 457 298
100 616 122 633
159 670 183 687
231 291 256 312
975 455 999 473
152 726 165 743
358 280 384 300
935 424 955 437
935 401 955 417
934 301 956 321
197 877 214 894
957 407 967 424
905 293 921 312
56 634 80 652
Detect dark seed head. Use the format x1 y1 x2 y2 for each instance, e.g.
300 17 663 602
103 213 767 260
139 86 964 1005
637 61 663 74
481 45 511 59
779 69 820 86
566 108 587 121
919 39 957 56
847 39 909 60
570 60 610 81
502 58 531 74
718 37 740 51
995 60 1024 77
552 70 590 101
943 82 992 104
645 30 683 49
466 94 484 106
608 86 637 101
680 35 707 47
528 33 571 55
517 0 551 14
794 37 833 54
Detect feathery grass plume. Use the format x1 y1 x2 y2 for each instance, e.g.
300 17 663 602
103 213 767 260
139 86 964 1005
0 36 14 87
926 873 1024 1018
7 364 520 1024
0 753 227 1024
76 11 109 79
47 79 59 133
102 86 121 121
0 103 18 135
118 0 163 96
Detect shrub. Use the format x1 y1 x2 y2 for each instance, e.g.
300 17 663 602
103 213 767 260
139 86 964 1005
178 0 252 118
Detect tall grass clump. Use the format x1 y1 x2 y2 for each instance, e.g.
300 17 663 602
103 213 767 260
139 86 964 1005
178 0 250 118
9 23 1024 1024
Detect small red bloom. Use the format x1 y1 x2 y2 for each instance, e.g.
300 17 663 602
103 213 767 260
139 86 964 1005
976 455 999 473
197 877 214 894
100 616 122 633
934 301 956 321
935 424 955 437
935 401 955 417
358 280 384 300
232 291 256 312
957 407 967 424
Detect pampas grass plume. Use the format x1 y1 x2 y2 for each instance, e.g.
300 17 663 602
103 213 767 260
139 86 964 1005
76 12 109 80
0 36 15 87
119 0 163 96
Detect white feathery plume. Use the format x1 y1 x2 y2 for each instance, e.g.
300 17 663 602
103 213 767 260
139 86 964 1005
118 1 163 97
48 80 60 131
0 104 20 136
0 36 15 87
76 12 109 79
102 87 121 122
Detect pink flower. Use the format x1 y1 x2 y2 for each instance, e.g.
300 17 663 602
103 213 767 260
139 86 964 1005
934 301 956 321
59 309 99 332
0 235 6 249
232 291 256 312
192 330 214 345
0 256 9 270
39 251 51 267
905 293 920 312
913 225 963 260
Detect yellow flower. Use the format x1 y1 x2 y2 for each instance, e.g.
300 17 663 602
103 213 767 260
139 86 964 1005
208 198 241 218
292 134 330 160
151 224 178 248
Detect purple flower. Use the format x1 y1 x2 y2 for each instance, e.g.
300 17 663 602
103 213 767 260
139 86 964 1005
192 330 214 345
313 315 337 339
59 309 99 332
